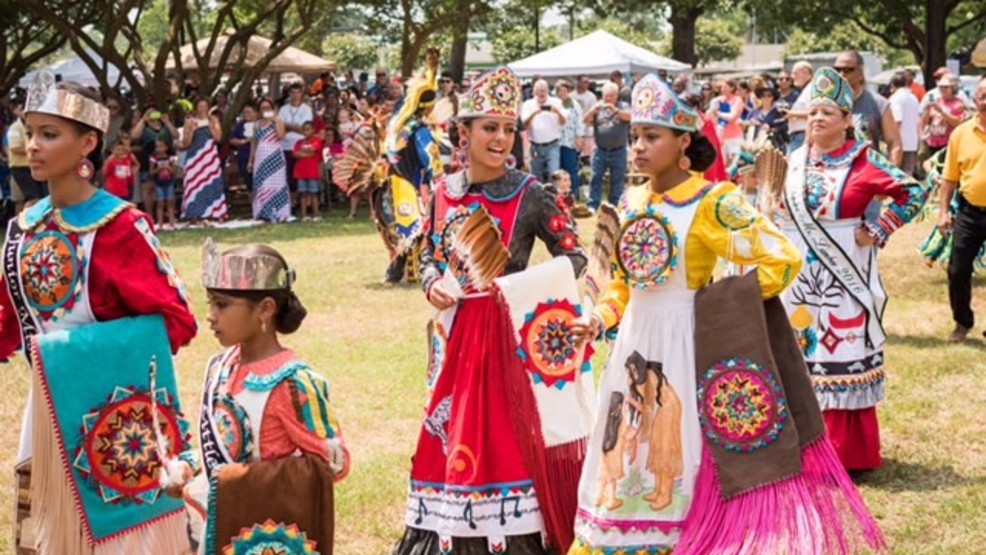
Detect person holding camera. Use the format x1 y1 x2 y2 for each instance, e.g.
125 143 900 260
583 82 631 212
521 79 566 182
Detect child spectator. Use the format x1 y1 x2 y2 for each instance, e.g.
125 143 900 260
149 138 178 229
549 169 575 221
102 137 138 200
337 108 358 142
293 121 324 221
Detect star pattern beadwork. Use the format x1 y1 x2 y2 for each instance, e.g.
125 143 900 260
223 519 319 555
20 228 85 322
517 299 590 389
73 385 191 505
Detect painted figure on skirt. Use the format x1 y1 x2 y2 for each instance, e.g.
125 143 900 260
381 48 447 283
393 66 595 555
570 74 885 555
779 67 927 471
179 240 350 555
0 71 198 554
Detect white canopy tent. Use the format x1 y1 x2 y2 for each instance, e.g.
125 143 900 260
508 30 689 78
19 51 139 88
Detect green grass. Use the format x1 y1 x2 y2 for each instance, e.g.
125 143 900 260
2 208 985 554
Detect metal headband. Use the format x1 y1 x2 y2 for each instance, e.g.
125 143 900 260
201 238 294 291
24 70 110 134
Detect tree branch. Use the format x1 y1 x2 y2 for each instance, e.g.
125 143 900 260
947 10 986 35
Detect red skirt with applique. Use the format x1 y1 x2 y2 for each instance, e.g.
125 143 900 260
824 407 882 471
403 294 546 546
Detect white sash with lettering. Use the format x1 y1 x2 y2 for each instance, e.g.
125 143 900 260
785 148 886 349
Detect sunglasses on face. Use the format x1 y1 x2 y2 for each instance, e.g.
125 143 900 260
439 79 452 84
834 66 857 74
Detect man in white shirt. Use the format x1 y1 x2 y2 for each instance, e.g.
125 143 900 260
278 82 314 191
889 72 921 175
520 79 566 182
784 61 813 155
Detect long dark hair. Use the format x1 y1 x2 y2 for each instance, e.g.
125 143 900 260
647 361 668 408
671 129 718 172
601 392 625 454
625 351 648 423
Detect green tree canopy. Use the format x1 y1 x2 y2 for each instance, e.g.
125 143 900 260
322 33 380 72
491 26 562 64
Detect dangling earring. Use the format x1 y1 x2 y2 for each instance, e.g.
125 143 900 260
678 154 691 171
505 154 517 170
457 136 470 169
261 320 268 334
76 158 95 181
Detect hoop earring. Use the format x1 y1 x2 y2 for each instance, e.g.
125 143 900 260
76 158 95 181
678 155 691 171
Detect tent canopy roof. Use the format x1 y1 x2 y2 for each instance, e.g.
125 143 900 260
508 30 689 78
167 34 335 74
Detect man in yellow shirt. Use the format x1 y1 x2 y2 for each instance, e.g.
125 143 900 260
939 77 986 342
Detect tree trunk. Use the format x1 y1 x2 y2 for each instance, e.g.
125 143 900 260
669 4 702 67
403 35 428 78
449 2 470 83
401 11 413 77
923 0 948 87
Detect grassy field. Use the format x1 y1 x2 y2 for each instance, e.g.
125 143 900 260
2 207 985 554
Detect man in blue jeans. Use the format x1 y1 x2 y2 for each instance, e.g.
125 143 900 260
584 82 631 211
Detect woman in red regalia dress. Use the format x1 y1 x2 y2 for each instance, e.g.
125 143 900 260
393 67 587 555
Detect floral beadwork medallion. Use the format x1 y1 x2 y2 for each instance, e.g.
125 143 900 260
616 214 677 289
697 358 787 453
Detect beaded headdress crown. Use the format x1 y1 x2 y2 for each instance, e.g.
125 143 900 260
809 67 854 113
631 73 699 133
201 238 295 291
25 70 110 134
458 66 521 122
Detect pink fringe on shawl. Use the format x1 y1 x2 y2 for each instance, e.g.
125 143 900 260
675 438 886 555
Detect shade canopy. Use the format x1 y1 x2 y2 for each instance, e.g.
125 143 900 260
167 34 335 74
508 30 689 78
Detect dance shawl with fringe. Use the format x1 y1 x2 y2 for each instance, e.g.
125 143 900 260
676 272 885 554
29 315 194 555
494 256 597 551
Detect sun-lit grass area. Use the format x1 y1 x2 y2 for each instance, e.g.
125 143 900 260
1 206 985 554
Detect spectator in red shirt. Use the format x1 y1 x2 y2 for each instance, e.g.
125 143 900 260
293 121 324 221
102 137 139 200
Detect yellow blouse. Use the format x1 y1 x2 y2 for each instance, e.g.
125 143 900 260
594 174 803 330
